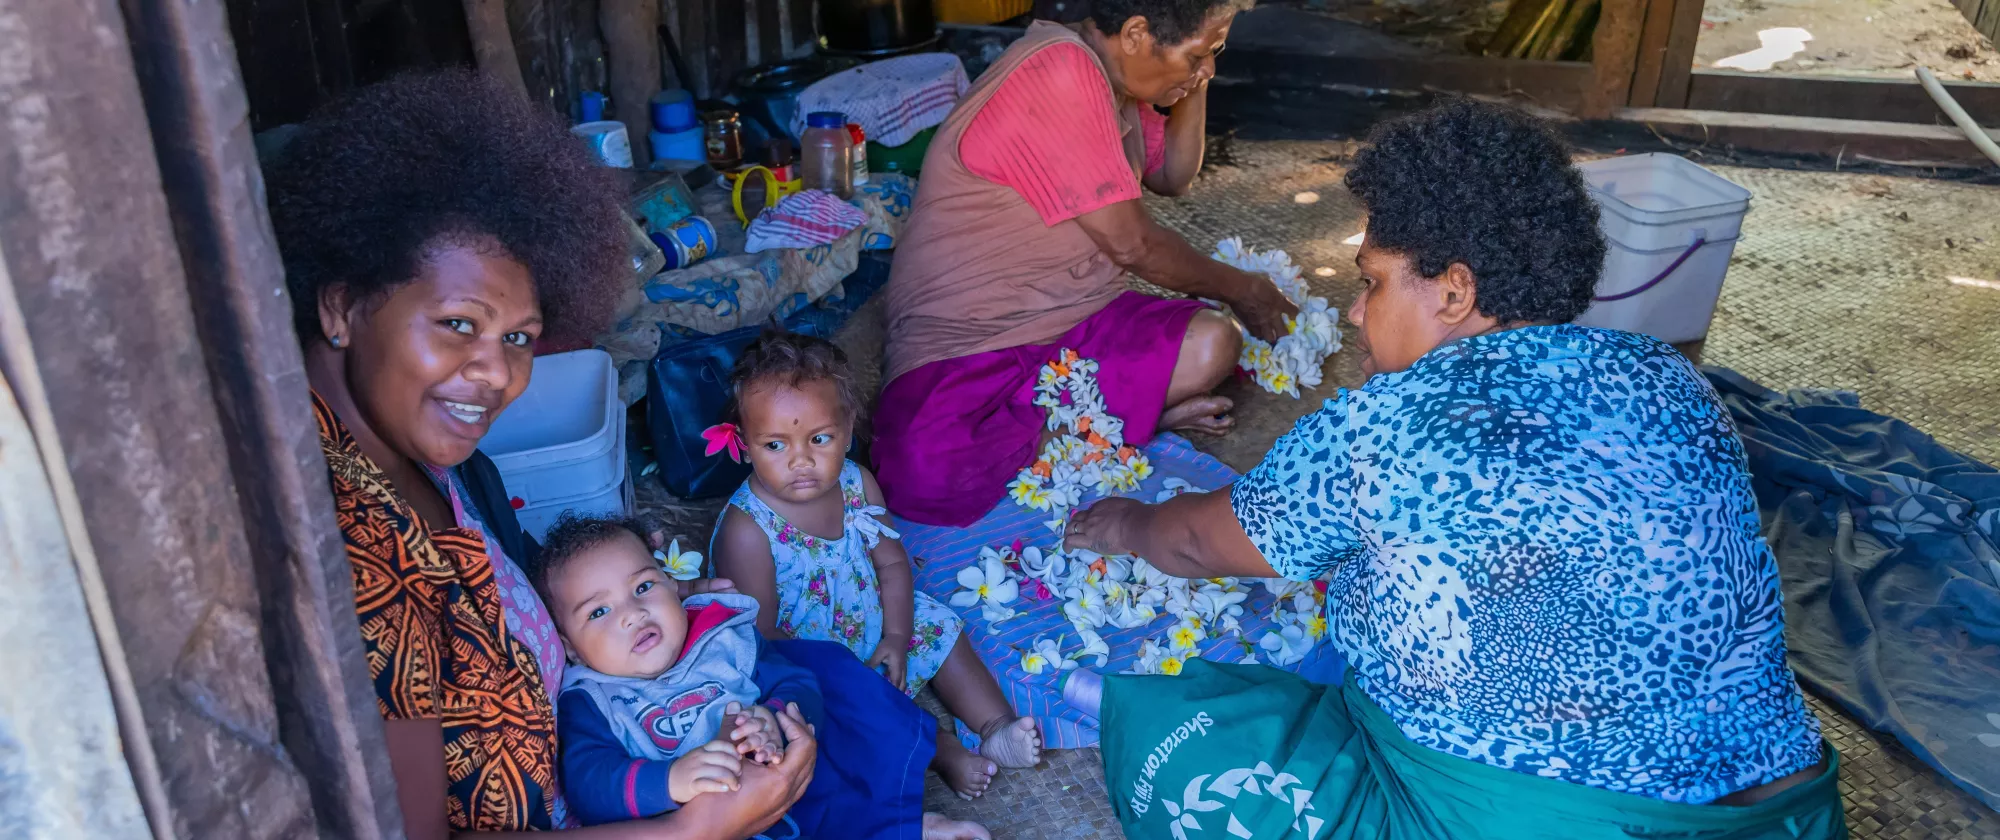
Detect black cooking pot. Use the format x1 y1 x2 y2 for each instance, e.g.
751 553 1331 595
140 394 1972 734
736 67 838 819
819 0 937 54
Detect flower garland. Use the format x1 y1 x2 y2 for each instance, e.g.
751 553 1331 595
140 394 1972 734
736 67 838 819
1005 349 1153 530
1210 238 1342 398
951 348 1330 678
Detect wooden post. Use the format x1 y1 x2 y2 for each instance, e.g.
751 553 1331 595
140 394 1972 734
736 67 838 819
463 0 532 100
602 0 662 167
1584 0 1646 117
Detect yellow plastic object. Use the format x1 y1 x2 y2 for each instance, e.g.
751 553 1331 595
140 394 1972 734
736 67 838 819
727 165 803 226
935 0 1031 25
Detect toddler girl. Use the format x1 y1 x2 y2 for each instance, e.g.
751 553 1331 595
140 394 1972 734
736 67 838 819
710 331 1041 800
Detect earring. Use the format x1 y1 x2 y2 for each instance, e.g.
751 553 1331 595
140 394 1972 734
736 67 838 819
328 335 344 348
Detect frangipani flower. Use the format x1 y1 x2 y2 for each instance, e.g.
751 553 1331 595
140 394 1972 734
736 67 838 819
1159 655 1187 676
1063 584 1107 628
1258 625 1312 667
1154 478 1196 504
1020 636 1075 675
654 540 704 581
1071 624 1110 667
1168 617 1208 654
951 555 1020 622
1128 639 1171 675
1192 587 1248 634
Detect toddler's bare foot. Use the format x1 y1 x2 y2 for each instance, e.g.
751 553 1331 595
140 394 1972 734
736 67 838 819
1161 395 1235 435
922 812 992 840
977 715 1043 769
933 738 996 800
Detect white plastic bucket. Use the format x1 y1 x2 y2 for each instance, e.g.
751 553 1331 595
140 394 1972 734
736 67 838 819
1572 153 1752 345
483 349 632 538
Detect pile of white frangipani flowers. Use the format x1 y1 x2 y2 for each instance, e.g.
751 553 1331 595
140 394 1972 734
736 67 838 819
959 355 1331 677
1209 238 1341 398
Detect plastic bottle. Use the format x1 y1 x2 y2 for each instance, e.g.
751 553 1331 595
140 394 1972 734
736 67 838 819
800 111 854 199
847 123 870 187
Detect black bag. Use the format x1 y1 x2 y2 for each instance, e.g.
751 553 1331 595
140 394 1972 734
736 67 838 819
643 253 891 499
646 324 762 499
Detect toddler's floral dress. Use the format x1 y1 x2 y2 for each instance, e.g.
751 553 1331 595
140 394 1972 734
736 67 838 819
724 460 961 695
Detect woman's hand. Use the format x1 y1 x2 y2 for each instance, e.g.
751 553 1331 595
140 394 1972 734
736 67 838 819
864 635 910 693
1233 270 1302 344
1065 498 1144 556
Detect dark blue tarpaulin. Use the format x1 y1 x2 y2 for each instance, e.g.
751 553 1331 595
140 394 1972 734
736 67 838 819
1704 367 2000 811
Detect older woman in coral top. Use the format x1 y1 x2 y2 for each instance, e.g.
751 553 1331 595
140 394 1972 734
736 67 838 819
871 0 1294 526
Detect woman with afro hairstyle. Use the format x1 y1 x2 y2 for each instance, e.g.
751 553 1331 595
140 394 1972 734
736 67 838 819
1063 101 1844 839
267 70 820 838
871 0 1299 527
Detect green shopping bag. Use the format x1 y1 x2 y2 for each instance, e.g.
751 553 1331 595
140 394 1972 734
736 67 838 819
1100 658 1378 840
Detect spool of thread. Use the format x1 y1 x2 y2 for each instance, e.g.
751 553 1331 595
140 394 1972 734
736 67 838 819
649 216 719 270
649 126 707 163
650 89 697 133
571 120 633 168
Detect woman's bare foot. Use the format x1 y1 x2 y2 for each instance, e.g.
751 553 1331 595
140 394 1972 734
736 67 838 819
977 715 1043 769
923 812 992 840
1161 395 1235 435
933 738 996 800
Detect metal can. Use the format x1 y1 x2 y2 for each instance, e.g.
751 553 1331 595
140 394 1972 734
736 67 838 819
650 216 719 271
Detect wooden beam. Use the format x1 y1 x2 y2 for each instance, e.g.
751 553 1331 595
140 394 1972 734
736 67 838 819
711 0 747 97
1628 0 1681 106
1687 70 2000 126
462 0 531 99
675 0 711 99
602 0 661 166
1650 0 1704 107
755 0 783 67
1220 50 1594 113
1586 0 1647 117
1611 106 1999 167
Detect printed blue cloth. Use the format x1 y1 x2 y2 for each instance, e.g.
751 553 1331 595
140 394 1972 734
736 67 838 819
896 433 1341 751
1230 325 1823 804
1704 367 2000 811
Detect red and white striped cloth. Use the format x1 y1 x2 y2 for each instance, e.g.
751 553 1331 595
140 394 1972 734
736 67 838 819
744 189 868 253
792 53 969 147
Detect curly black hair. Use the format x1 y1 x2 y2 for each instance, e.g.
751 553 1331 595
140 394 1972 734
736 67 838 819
1344 99 1607 325
1090 0 1256 45
264 69 628 346
727 330 864 425
529 513 656 610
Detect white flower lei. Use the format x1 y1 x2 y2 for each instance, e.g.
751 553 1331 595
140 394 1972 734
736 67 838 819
1005 349 1154 530
1210 238 1342 398
950 349 1325 674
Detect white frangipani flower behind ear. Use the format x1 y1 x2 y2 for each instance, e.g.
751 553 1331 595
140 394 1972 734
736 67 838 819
655 540 703 581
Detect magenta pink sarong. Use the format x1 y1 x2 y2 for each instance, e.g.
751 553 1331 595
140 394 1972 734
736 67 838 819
872 292 1209 526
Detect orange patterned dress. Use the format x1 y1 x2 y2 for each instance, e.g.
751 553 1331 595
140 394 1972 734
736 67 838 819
316 393 560 831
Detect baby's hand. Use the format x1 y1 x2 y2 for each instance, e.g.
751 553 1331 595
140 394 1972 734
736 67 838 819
667 738 743 803
725 701 785 766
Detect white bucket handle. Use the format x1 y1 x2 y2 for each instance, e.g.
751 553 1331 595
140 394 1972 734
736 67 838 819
1594 229 1708 303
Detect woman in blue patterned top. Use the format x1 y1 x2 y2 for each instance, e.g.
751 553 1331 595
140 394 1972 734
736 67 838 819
1066 101 1841 837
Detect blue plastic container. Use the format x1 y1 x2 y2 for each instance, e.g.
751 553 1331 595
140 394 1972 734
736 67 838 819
650 89 697 133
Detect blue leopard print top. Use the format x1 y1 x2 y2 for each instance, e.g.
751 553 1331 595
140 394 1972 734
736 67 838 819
1232 325 1822 803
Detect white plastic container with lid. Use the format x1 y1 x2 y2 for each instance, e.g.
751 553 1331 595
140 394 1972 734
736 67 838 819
1572 153 1752 345
481 349 633 539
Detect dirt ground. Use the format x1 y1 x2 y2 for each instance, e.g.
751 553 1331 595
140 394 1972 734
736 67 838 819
1245 0 2000 82
1696 0 2000 82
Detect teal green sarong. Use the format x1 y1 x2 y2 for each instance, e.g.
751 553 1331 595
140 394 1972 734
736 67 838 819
1100 659 1844 840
